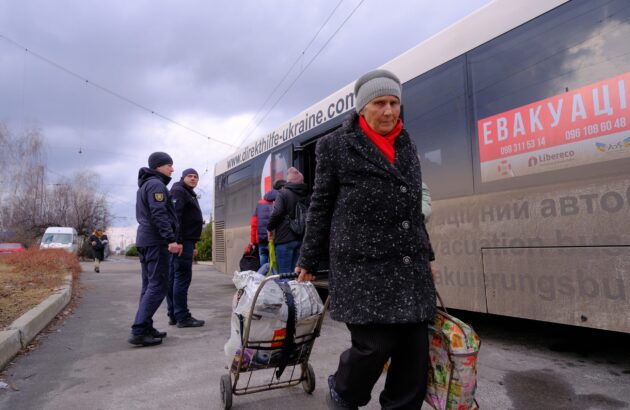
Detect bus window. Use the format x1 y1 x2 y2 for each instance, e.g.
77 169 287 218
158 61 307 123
227 166 251 185
226 166 253 228
470 0 630 191
260 147 291 197
403 56 473 200
214 174 228 207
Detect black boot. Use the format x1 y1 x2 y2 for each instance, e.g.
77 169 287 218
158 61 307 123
177 316 205 328
326 375 358 409
128 333 162 347
168 315 177 326
148 328 167 338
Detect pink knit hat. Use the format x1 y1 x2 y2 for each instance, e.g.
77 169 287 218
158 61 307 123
286 167 304 184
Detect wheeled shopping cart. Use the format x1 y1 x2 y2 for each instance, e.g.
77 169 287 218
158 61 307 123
220 271 329 409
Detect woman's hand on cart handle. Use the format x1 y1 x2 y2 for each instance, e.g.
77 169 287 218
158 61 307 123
295 266 316 283
279 272 299 280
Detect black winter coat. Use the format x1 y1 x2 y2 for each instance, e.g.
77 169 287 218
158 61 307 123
298 114 436 324
89 234 108 261
267 182 308 245
135 168 178 247
170 181 203 242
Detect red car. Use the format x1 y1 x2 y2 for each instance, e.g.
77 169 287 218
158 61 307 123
0 243 26 255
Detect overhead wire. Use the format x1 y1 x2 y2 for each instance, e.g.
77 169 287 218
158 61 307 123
236 0 366 149
0 33 237 149
235 0 345 147
78 79 87 157
19 47 28 132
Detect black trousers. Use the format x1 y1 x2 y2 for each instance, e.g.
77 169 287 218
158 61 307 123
131 245 169 336
334 322 429 409
167 240 195 321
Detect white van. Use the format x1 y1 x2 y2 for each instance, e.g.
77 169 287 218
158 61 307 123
40 227 79 253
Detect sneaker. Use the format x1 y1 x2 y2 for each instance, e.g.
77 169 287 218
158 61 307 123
168 316 177 326
128 334 162 347
177 317 205 328
148 328 167 338
326 375 358 410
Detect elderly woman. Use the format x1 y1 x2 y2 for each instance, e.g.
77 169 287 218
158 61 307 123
296 69 436 409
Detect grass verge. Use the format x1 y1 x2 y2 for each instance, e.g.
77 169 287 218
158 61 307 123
0 248 81 329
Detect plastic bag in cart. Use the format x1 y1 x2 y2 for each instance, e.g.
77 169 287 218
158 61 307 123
232 265 324 321
224 314 319 371
224 266 324 370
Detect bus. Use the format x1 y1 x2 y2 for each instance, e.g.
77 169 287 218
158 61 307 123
214 0 630 333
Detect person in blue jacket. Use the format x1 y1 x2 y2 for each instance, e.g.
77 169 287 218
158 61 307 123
129 151 183 347
166 168 205 328
250 179 286 266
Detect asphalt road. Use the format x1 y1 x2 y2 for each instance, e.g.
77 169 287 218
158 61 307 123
1 257 629 410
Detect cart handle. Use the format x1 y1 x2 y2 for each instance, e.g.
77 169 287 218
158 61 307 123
277 272 299 280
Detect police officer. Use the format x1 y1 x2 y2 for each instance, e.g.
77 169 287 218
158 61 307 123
129 151 182 347
166 168 205 328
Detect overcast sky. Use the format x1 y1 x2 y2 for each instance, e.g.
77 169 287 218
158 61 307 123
0 0 492 228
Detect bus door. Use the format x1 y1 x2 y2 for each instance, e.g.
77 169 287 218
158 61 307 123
213 173 228 273
291 143 312 189
294 138 330 288
223 166 254 275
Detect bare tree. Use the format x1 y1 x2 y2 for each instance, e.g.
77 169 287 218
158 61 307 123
0 124 10 235
54 172 111 235
0 125 48 242
0 123 111 246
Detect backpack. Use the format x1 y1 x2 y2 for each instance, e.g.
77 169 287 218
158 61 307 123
425 294 480 410
287 198 309 237
239 243 260 272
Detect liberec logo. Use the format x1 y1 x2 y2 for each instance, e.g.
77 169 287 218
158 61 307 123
527 150 575 166
596 137 630 152
528 156 538 167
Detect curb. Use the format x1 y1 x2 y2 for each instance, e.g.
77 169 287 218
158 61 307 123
0 274 73 370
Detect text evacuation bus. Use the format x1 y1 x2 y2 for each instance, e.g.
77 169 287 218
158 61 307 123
214 0 630 333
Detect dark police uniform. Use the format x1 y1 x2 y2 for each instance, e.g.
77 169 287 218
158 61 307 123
131 167 179 340
166 179 204 325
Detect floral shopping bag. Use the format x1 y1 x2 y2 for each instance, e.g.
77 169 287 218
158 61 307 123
425 293 480 410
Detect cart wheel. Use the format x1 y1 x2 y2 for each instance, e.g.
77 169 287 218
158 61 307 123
220 374 233 409
302 363 316 394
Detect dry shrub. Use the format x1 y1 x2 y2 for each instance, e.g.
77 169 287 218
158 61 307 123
0 248 80 328
2 248 80 283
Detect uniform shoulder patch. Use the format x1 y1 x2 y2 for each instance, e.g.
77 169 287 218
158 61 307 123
154 192 165 202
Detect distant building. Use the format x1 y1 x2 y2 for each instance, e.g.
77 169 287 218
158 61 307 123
106 225 138 253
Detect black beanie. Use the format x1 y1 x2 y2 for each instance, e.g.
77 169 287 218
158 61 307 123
148 152 173 169
273 179 286 190
181 168 199 178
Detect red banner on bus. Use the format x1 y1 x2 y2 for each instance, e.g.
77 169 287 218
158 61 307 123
477 72 630 182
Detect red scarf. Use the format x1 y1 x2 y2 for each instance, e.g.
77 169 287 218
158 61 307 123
359 115 403 164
